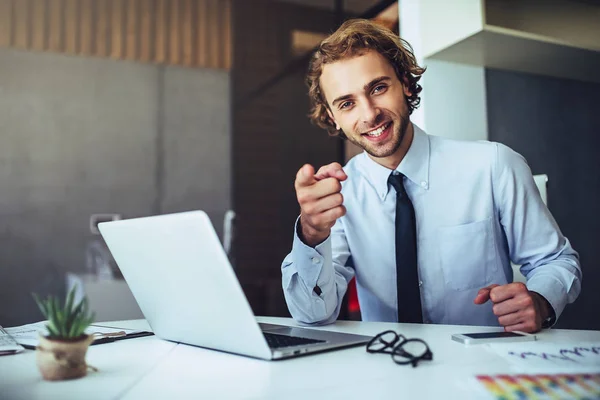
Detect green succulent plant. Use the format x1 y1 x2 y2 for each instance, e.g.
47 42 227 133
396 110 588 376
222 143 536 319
32 286 95 340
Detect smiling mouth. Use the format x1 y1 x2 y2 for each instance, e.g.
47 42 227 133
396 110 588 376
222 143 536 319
363 122 391 138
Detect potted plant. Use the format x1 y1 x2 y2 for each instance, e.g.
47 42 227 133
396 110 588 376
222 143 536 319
32 286 96 381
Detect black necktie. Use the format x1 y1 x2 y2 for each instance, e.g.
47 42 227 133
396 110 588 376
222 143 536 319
388 172 423 323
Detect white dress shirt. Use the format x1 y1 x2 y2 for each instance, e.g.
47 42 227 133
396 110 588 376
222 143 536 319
281 125 582 326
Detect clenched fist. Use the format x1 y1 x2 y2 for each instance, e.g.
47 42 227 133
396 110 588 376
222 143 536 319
474 282 552 333
295 163 348 247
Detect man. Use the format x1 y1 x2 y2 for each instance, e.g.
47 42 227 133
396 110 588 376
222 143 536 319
281 19 581 332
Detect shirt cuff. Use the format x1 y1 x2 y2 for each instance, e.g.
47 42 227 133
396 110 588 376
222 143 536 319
291 217 333 291
527 275 566 326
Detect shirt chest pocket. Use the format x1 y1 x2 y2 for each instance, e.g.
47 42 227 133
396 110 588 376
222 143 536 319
437 218 497 291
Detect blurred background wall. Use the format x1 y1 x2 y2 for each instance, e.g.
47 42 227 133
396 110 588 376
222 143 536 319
0 0 231 325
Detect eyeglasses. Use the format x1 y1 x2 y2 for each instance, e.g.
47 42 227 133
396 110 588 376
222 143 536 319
366 330 433 367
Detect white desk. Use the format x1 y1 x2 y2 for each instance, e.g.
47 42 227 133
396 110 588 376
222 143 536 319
1 317 599 399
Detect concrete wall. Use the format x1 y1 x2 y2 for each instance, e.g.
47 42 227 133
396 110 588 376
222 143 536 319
162 66 231 224
0 48 230 326
423 59 488 141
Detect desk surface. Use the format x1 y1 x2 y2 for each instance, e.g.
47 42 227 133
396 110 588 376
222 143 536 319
1 317 599 399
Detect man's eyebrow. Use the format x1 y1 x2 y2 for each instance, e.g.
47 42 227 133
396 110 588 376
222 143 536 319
331 76 392 107
332 94 353 107
364 76 391 91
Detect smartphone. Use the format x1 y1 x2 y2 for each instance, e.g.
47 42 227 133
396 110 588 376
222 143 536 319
451 331 537 345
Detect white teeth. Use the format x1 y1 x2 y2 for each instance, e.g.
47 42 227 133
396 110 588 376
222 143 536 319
366 123 389 137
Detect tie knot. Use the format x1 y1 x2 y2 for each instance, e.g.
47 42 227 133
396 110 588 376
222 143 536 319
388 173 407 196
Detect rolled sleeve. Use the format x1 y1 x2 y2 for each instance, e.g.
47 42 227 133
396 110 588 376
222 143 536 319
527 275 569 323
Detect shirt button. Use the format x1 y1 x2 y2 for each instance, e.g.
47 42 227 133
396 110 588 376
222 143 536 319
419 280 423 287
313 285 322 296
420 181 428 189
311 257 320 265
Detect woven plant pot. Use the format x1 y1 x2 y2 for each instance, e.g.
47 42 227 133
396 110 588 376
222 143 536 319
36 334 95 381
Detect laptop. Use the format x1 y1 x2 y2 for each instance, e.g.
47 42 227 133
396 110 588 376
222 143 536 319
98 210 371 360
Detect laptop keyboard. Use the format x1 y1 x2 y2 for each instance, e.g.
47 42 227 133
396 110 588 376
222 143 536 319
263 332 326 349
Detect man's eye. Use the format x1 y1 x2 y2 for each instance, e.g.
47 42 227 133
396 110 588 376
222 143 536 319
340 101 353 109
373 85 387 94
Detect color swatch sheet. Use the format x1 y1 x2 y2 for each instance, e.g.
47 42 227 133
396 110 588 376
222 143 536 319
477 373 600 399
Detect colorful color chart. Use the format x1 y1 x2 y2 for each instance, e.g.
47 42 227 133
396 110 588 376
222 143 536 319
476 373 600 399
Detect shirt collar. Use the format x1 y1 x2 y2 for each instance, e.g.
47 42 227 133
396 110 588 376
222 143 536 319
358 124 431 200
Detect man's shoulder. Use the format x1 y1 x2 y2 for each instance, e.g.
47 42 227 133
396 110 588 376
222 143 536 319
341 152 365 178
429 134 496 152
427 134 528 180
343 151 364 167
428 134 502 167
340 153 369 192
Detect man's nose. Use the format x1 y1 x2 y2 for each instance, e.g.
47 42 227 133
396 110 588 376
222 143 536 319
360 100 381 124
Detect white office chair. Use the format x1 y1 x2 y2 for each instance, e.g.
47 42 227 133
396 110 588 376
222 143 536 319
223 209 236 269
512 174 548 283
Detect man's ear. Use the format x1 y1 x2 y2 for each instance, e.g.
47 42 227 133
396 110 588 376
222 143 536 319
402 77 412 97
326 108 341 130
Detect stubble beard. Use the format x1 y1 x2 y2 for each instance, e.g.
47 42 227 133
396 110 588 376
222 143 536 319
346 114 409 159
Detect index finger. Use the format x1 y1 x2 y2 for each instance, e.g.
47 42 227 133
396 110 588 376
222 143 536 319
473 284 500 304
314 162 347 182
490 283 527 303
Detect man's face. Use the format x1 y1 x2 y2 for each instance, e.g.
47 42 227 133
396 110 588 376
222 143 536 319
320 50 412 167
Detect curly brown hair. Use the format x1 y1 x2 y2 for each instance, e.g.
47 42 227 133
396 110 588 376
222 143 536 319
307 19 425 138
